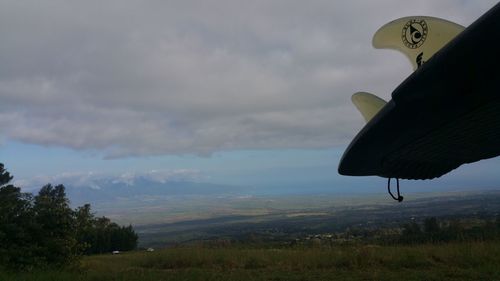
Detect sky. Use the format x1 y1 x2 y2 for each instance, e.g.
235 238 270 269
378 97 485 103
1 0 499 194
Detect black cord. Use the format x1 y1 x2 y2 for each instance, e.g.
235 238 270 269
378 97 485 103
387 178 404 202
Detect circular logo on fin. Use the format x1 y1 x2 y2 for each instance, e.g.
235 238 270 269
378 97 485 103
402 19 428 49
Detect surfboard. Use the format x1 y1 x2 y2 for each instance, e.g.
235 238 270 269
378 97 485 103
338 3 500 180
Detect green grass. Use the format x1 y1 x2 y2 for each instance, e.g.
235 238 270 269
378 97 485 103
2 241 500 281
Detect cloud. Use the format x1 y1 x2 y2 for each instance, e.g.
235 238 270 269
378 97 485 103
111 169 203 185
0 0 496 157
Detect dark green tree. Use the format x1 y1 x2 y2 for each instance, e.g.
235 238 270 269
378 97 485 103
0 164 37 270
33 184 78 267
83 216 138 254
400 221 423 243
74 204 95 254
1 163 138 270
423 217 441 242
402 221 421 236
0 163 13 186
423 217 440 233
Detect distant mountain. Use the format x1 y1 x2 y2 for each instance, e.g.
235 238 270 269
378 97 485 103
15 170 250 206
64 178 243 206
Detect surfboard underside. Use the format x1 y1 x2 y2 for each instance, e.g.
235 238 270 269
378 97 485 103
383 99 500 179
338 2 500 180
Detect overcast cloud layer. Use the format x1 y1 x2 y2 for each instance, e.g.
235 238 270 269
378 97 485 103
0 0 496 157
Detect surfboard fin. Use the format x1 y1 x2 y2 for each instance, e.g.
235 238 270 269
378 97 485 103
373 16 465 70
351 92 387 123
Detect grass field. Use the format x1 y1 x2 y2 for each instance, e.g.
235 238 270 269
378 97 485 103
2 240 500 281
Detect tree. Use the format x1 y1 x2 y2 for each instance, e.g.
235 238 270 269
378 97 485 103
0 163 13 186
33 184 78 267
423 217 440 233
400 221 423 243
82 215 138 254
0 164 37 270
402 221 421 236
423 217 441 242
74 204 95 254
0 163 138 270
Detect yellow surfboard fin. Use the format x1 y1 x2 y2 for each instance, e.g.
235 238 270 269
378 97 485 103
373 16 465 70
352 92 387 123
